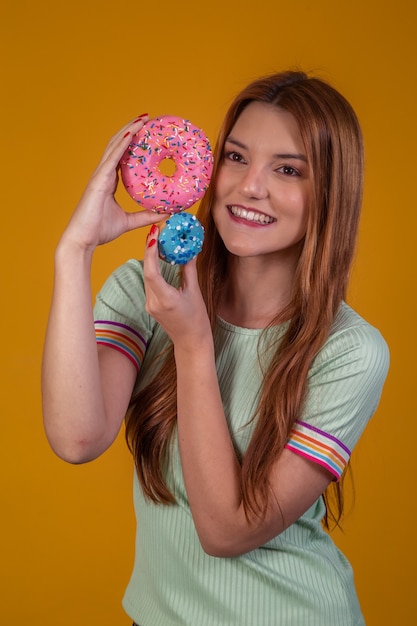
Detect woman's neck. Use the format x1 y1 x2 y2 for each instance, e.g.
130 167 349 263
217 253 297 329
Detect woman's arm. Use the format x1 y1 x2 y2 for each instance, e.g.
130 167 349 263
42 116 161 463
173 330 333 557
143 232 335 557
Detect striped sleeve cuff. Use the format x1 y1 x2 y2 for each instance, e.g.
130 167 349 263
285 420 351 480
94 320 147 372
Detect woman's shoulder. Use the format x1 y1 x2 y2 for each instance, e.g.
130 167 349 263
331 301 388 343
94 259 181 333
110 258 181 286
315 301 390 377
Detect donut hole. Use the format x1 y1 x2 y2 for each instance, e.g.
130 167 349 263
159 157 177 177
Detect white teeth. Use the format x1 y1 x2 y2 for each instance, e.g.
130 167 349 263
229 206 275 224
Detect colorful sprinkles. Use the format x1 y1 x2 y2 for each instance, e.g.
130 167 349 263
120 116 213 214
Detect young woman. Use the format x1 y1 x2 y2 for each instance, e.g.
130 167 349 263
42 71 390 625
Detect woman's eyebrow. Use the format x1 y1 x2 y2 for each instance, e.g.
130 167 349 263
275 153 308 162
225 136 307 162
225 136 247 150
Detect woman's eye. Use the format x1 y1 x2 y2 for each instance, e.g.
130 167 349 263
226 151 245 163
278 165 300 176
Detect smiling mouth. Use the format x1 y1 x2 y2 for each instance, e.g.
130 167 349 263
228 205 276 224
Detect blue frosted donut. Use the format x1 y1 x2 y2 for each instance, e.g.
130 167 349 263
158 212 204 265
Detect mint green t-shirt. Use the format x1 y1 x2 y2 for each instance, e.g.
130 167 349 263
94 259 389 626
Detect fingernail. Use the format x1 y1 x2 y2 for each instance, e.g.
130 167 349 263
123 131 130 138
134 113 148 122
147 238 157 248
149 224 158 236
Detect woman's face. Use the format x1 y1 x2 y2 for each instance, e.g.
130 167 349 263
212 102 310 263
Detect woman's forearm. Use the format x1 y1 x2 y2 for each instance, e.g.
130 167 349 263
174 341 256 555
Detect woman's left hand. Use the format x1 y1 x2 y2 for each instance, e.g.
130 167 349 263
143 225 211 349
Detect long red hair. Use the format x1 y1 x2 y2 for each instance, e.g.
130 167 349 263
126 71 364 527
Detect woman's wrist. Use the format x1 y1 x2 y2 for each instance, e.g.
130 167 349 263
174 335 215 377
55 230 96 265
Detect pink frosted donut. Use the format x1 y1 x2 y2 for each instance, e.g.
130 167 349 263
120 115 213 214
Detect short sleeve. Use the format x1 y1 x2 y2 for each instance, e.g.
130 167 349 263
285 310 390 480
93 259 179 371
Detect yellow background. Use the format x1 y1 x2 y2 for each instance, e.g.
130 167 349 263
1 0 416 624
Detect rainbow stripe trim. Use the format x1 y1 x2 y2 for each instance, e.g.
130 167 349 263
94 320 147 372
285 420 351 480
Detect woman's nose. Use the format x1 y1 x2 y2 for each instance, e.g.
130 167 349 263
239 165 268 199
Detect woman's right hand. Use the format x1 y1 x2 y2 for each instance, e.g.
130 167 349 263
59 114 162 253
